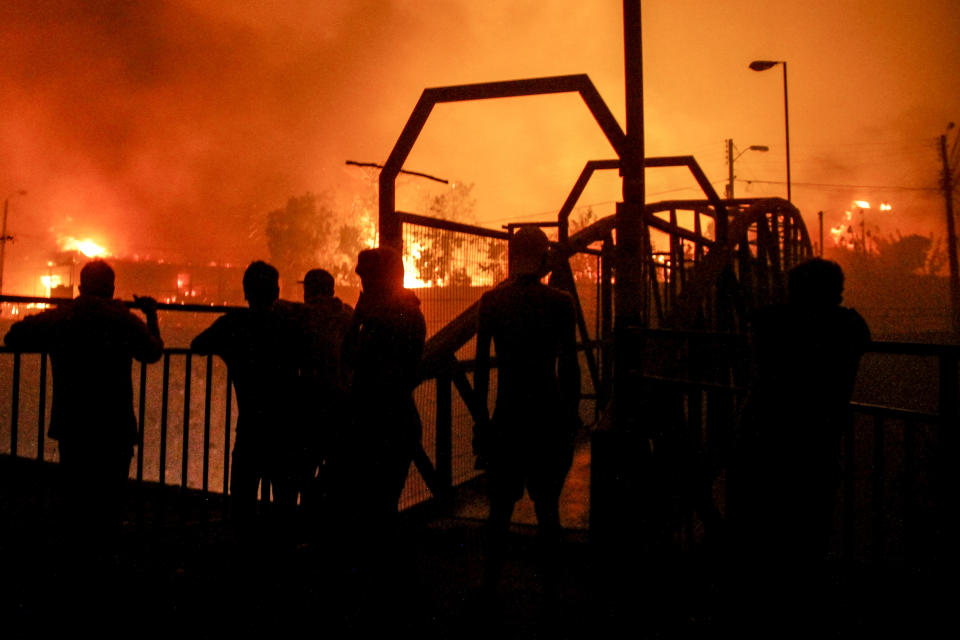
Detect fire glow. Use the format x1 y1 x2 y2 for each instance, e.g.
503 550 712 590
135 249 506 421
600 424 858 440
59 236 109 258
40 274 62 296
402 241 432 289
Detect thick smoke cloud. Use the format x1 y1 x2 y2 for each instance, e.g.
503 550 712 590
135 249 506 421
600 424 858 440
1 1 959 294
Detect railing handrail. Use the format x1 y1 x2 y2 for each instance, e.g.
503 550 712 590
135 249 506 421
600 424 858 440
0 294 244 313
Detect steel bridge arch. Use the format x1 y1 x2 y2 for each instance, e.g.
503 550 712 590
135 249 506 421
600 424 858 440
377 74 628 250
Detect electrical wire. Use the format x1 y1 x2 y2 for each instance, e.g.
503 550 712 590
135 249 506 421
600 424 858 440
742 179 937 192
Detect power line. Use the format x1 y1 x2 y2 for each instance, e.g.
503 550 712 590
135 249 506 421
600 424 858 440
742 179 937 192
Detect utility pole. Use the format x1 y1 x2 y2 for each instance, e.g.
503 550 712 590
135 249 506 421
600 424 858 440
940 129 960 336
0 199 11 299
818 211 824 256
1 190 27 304
725 139 767 200
726 139 734 199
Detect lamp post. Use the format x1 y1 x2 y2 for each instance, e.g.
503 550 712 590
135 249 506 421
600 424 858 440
749 59 790 202
0 189 27 302
726 139 769 198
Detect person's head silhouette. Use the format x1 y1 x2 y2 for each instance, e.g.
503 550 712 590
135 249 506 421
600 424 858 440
300 268 335 304
242 261 280 310
788 258 844 307
509 226 550 278
355 247 404 296
78 260 115 298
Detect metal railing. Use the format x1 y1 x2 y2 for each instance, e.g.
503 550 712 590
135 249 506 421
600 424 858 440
0 345 473 515
1 316 956 564
629 329 958 565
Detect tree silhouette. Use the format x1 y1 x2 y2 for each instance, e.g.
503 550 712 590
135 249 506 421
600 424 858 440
266 192 369 293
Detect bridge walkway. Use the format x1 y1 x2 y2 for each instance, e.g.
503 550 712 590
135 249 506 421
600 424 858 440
1 435 944 639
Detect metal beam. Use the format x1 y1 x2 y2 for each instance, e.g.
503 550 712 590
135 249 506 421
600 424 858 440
378 75 627 250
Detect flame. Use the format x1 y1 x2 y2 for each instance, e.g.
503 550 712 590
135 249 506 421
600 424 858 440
879 202 893 211
402 242 433 289
40 274 62 296
60 236 110 258
853 200 871 209
830 224 848 246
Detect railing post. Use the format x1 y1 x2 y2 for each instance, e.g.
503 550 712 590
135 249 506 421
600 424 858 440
136 359 148 528
159 353 170 488
435 374 453 495
137 361 147 483
182 353 192 491
843 415 856 562
872 414 885 564
202 355 213 496
937 351 958 565
903 418 916 563
10 352 20 456
600 235 614 406
37 353 47 462
223 371 232 513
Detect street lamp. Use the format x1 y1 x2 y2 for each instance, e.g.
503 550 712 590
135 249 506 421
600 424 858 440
726 139 769 198
0 189 27 301
749 59 790 202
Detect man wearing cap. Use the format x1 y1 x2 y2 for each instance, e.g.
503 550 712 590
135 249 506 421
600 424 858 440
4 259 163 555
473 226 581 597
294 268 353 514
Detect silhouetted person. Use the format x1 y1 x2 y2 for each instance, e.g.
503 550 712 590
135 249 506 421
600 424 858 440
191 261 305 545
727 258 870 632
330 247 424 625
473 226 580 601
294 268 353 518
337 248 425 528
4 260 162 562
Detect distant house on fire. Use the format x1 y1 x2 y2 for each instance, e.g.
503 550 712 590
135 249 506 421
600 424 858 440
43 251 247 306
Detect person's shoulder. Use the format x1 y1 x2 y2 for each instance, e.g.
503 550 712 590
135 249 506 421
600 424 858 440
273 299 305 321
200 308 247 333
541 281 574 302
836 305 870 338
3 304 65 345
479 282 515 313
749 302 792 329
396 289 422 310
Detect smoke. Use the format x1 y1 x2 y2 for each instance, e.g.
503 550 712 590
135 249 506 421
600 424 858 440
0 2 622 273
1 1 958 295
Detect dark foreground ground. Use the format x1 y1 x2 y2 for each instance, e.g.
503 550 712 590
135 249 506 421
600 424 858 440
0 455 950 640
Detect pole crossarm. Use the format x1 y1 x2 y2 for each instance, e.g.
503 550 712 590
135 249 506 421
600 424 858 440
379 74 628 249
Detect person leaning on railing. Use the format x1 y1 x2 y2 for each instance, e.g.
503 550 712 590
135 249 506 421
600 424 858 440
190 260 306 545
3 259 162 560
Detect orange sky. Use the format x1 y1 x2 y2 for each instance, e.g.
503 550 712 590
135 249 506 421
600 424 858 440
1 1 958 291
